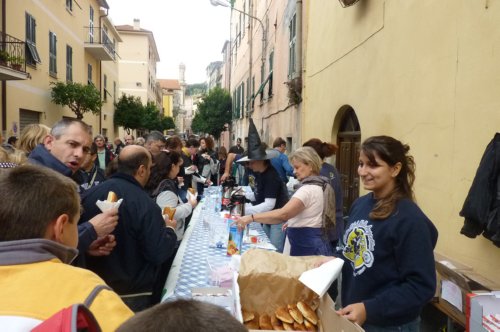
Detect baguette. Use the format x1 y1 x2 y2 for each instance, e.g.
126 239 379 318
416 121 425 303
162 206 176 220
188 187 196 195
107 191 118 203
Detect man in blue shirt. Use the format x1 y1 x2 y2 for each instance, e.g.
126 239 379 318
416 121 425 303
270 137 294 184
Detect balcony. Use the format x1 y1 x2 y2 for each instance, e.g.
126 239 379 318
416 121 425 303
0 32 29 80
84 27 116 61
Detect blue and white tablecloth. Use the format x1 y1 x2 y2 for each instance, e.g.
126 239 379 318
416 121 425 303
162 200 274 301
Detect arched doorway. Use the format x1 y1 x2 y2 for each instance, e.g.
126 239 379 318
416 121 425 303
336 106 361 215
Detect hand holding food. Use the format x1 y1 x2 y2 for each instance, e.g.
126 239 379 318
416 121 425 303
89 208 119 237
163 206 176 221
164 214 177 230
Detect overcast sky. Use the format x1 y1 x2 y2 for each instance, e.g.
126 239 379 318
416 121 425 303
107 0 230 84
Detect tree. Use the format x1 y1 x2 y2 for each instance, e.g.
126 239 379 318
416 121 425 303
160 116 175 131
191 87 232 138
141 101 162 131
141 102 176 132
50 81 102 120
114 94 144 134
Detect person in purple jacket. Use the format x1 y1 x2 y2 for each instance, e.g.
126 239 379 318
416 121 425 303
336 136 438 331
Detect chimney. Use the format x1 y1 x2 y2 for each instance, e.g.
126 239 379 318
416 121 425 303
133 19 140 30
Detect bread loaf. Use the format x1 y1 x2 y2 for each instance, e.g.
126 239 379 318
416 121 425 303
242 309 255 323
287 304 304 324
304 318 317 331
297 301 318 326
107 191 118 203
271 314 284 330
259 314 273 330
162 206 176 220
275 307 294 324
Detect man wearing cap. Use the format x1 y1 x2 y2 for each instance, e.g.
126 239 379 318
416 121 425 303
236 119 289 252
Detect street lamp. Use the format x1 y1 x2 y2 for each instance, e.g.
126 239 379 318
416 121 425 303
210 0 266 70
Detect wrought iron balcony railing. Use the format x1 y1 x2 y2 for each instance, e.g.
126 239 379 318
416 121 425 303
84 26 116 61
0 31 27 73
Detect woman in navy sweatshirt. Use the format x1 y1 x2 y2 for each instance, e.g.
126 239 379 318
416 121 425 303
338 136 438 331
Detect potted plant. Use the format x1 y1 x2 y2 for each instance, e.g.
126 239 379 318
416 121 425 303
0 50 9 66
9 55 24 71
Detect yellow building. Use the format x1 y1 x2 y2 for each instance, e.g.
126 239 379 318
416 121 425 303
158 79 181 118
1 0 121 139
226 0 303 151
115 20 161 108
304 0 500 281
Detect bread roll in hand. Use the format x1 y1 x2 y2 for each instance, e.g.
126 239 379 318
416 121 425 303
107 191 118 203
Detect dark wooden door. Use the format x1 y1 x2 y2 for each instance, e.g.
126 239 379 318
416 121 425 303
336 108 361 215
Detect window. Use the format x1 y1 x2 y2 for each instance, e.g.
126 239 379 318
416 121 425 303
241 82 245 118
260 64 265 101
288 13 297 79
89 6 94 43
268 51 274 97
242 1 246 37
232 90 236 117
103 74 108 102
251 76 255 109
66 45 72 82
66 0 73 11
235 88 240 118
49 31 57 76
246 77 251 116
87 64 92 85
25 13 41 65
113 81 117 103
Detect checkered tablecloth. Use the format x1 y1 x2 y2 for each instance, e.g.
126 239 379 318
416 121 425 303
162 201 274 301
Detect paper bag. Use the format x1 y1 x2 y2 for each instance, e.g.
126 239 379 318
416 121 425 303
238 249 324 314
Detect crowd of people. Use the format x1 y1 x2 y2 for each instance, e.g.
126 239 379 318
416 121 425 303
0 118 438 332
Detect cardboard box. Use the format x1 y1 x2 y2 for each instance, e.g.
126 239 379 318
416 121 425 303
470 292 500 332
236 250 364 332
434 253 500 328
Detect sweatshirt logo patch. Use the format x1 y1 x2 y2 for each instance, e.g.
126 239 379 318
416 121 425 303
342 219 375 276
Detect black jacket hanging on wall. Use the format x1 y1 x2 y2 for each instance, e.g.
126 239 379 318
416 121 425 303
459 133 500 247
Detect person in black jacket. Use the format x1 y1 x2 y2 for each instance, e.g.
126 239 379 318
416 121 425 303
81 145 177 312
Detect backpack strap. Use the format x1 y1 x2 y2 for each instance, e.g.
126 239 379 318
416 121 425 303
84 285 112 307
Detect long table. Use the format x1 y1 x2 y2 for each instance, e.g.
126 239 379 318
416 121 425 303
161 200 275 301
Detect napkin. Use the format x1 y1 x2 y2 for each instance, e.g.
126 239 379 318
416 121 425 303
96 198 123 213
298 258 344 297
